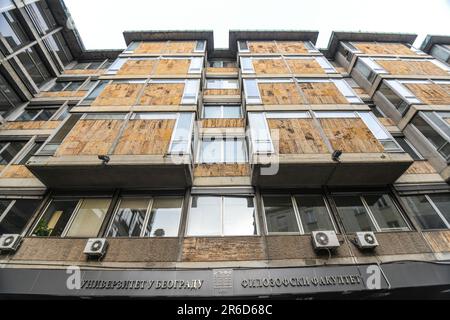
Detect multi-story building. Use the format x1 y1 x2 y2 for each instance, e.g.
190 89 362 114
0 1 449 299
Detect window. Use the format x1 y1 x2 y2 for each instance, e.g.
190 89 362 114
69 61 105 70
124 42 139 53
33 198 111 237
240 57 254 73
0 8 30 53
333 193 409 233
401 194 450 230
243 79 261 104
203 105 242 119
106 58 127 75
209 60 236 68
82 80 109 104
263 195 334 234
187 196 257 236
357 111 402 151
188 57 203 73
46 81 85 92
107 197 183 237
248 112 274 154
0 199 41 235
395 137 423 161
206 79 239 90
168 112 194 155
18 141 43 165
16 108 57 121
198 137 247 163
14 46 51 87
0 72 22 111
354 58 386 83
181 79 200 104
26 1 56 35
238 41 249 53
194 40 206 52
44 32 73 66
0 140 26 164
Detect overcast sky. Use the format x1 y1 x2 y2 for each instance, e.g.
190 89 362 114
64 0 450 50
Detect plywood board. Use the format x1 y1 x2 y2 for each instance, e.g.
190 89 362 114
298 82 348 104
91 83 144 106
165 41 196 53
0 165 35 179
154 59 191 75
405 161 437 174
286 59 325 74
194 164 250 177
116 59 157 76
253 59 289 74
204 89 240 96
3 121 61 130
201 119 245 128
276 41 309 54
354 42 417 55
405 83 450 105
248 41 278 54
376 60 448 76
138 83 184 106
258 82 304 105
134 42 167 54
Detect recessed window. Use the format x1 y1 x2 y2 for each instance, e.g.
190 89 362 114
333 193 409 233
0 8 30 53
0 140 27 165
203 105 242 119
198 137 247 163
14 46 51 87
0 199 41 235
401 194 450 230
26 0 56 35
0 72 22 111
16 108 57 121
47 81 85 92
44 32 73 66
187 195 257 236
209 60 236 68
206 79 239 90
395 137 423 161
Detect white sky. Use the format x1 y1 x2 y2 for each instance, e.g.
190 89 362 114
64 0 450 50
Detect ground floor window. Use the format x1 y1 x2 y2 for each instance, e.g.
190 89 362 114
401 193 450 230
0 199 41 235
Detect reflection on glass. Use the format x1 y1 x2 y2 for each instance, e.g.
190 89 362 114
108 198 148 237
33 199 78 237
333 196 375 232
66 199 110 237
365 194 408 230
223 197 256 236
402 195 447 230
294 195 334 233
263 196 299 233
144 197 182 237
0 199 40 235
187 196 221 236
429 194 450 226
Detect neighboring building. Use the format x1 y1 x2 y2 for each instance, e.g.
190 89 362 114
0 1 449 299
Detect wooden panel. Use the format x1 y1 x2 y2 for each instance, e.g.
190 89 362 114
55 119 123 156
423 231 450 253
2 121 61 130
116 59 156 76
164 41 196 54
268 119 328 154
0 165 34 179
253 59 289 74
201 119 244 128
154 59 190 75
320 118 384 153
39 91 87 98
138 83 184 106
405 161 437 174
134 42 167 54
286 58 325 74
194 164 250 177
206 67 238 74
258 82 303 105
248 41 278 54
298 82 348 104
276 41 308 54
63 69 103 75
203 89 240 96
376 60 448 76
377 117 395 126
113 119 175 155
353 42 417 55
404 83 450 105
91 83 143 106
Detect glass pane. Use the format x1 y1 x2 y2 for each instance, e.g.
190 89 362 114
364 194 408 230
65 82 83 91
107 198 148 237
333 195 376 232
222 106 241 118
200 139 222 163
224 138 246 163
263 196 299 233
395 137 422 160
18 141 43 165
17 47 50 87
412 115 448 151
0 199 40 235
203 106 222 118
16 109 40 121
144 197 182 237
0 200 11 215
0 10 30 51
34 109 56 121
294 195 334 233
223 197 257 236
0 141 26 164
402 195 447 230
187 196 221 236
48 82 70 92
33 199 78 237
66 198 111 237
429 194 450 226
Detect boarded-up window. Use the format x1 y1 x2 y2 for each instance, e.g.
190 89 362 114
298 82 348 104
134 42 167 54
253 59 289 74
353 43 417 55
91 83 144 106
375 60 448 76
165 41 196 53
113 119 176 155
404 83 450 105
258 82 303 105
154 59 191 75
286 59 325 74
248 41 278 54
268 119 328 154
138 83 185 106
276 41 309 54
55 119 123 156
319 118 384 153
116 59 156 76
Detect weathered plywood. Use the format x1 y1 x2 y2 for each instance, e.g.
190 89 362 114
134 42 167 54
354 42 417 55
39 91 87 98
201 119 245 128
377 117 395 127
268 119 328 154
154 59 191 75
376 60 448 76
0 165 35 179
405 161 437 174
165 41 197 53
276 41 309 54
253 59 290 74
320 118 384 153
113 119 175 155
248 41 278 54
206 67 239 74
91 83 144 106
194 164 250 177
286 59 325 74
298 82 348 104
203 89 240 96
56 119 123 156
404 83 450 105
2 121 61 130
259 82 304 105
116 59 157 76
422 231 450 253
138 83 184 106
63 69 103 75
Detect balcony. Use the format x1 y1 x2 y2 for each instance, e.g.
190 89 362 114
26 113 195 188
248 111 413 187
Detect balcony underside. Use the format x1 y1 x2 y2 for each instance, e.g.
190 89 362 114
26 155 193 189
252 153 413 188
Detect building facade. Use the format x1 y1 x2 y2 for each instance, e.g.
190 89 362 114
0 0 449 299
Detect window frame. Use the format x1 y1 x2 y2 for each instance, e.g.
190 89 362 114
202 105 242 119
197 136 248 164
0 197 42 236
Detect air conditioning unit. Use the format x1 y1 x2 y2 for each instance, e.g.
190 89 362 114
312 231 340 250
355 232 379 249
83 238 108 257
0 234 22 252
